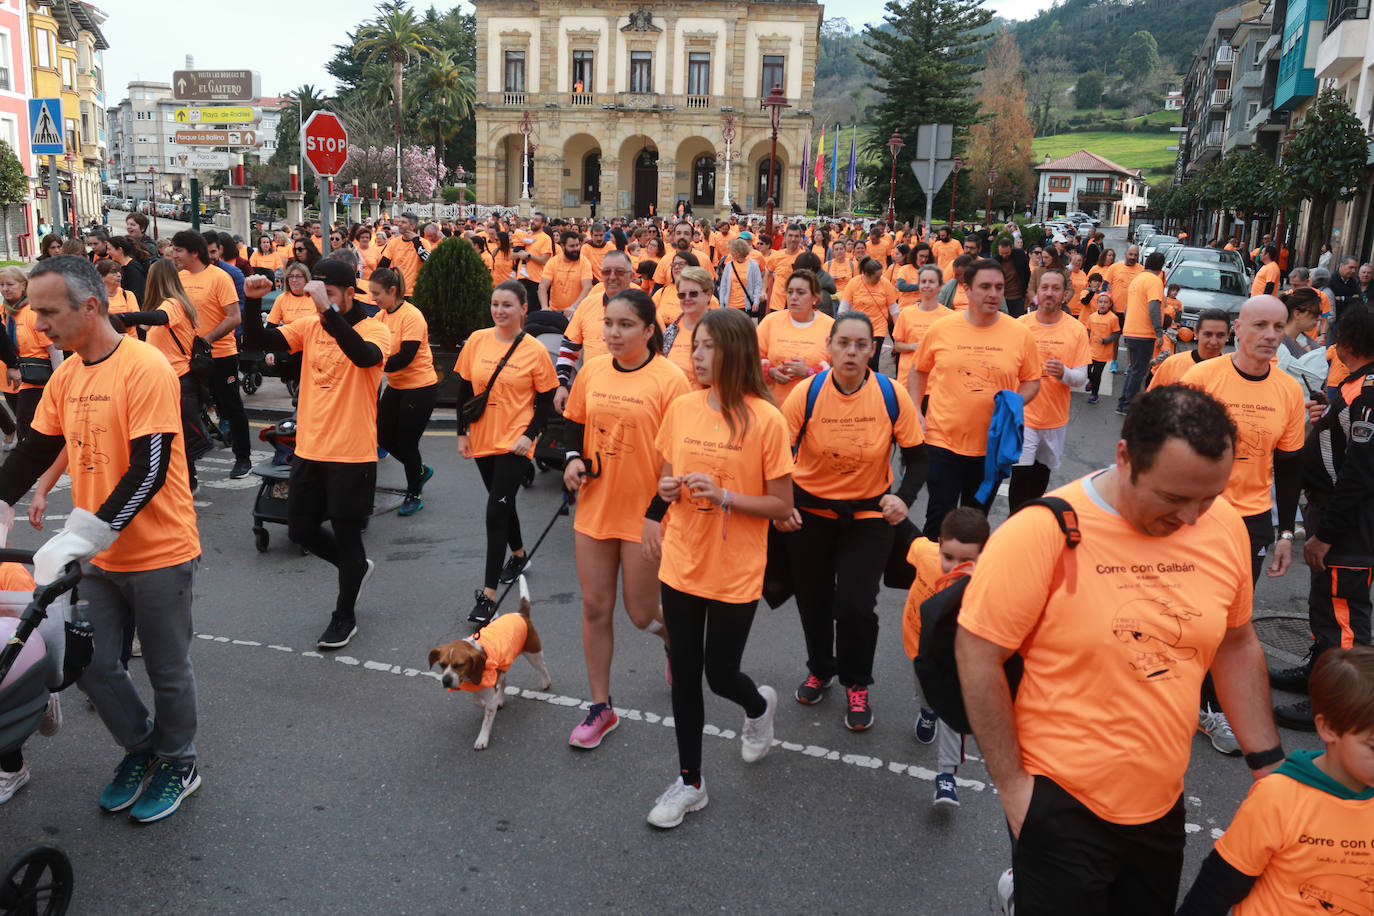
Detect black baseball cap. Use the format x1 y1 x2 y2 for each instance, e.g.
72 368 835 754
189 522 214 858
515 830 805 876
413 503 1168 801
312 258 356 290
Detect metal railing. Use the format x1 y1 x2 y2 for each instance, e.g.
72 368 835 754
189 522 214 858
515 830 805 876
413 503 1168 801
1211 88 1231 107
1203 128 1225 147
1328 0 1371 34
0 67 9 91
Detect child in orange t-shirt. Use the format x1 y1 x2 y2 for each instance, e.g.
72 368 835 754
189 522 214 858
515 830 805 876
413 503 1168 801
1081 290 1121 403
1163 283 1182 326
902 507 989 809
1150 314 1176 368
1175 646 1374 916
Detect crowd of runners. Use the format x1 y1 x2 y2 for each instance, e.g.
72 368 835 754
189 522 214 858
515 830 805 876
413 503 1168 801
0 207 1372 915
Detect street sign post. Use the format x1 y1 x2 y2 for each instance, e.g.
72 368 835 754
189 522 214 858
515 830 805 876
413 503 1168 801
29 98 64 227
174 107 260 125
181 151 234 169
172 70 261 102
174 129 260 148
303 111 349 247
913 123 955 231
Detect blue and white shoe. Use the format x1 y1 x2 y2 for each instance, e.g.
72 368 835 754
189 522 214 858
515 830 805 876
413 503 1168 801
99 751 155 812
128 759 201 823
914 707 937 744
933 772 959 808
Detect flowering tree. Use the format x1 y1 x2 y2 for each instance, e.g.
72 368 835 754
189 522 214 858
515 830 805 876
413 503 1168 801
338 143 444 199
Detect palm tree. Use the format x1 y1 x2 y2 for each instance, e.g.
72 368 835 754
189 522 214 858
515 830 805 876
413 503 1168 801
273 84 326 173
417 51 475 195
357 2 434 198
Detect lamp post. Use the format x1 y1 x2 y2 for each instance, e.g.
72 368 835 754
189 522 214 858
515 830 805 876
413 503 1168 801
64 151 79 232
717 114 738 213
760 86 790 240
985 167 998 230
949 156 961 229
147 165 158 240
456 164 467 220
885 131 905 225
520 111 533 202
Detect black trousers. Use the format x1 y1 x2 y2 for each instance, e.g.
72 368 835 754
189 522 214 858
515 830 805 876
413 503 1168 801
6 387 42 443
661 583 766 777
788 513 893 687
1086 360 1107 396
868 337 885 373
475 453 527 589
287 459 376 620
922 445 988 539
1203 512 1273 710
1305 503 1373 651
1012 776 1185 916
206 354 249 460
377 383 438 495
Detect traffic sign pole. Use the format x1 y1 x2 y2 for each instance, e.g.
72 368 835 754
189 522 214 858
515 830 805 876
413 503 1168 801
48 155 60 234
191 178 200 232
319 178 332 249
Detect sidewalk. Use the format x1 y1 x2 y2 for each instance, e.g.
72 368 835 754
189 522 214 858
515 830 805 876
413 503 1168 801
241 378 460 429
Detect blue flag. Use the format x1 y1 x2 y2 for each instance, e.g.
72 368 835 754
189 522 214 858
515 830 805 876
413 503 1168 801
800 132 810 191
846 127 857 194
831 126 838 193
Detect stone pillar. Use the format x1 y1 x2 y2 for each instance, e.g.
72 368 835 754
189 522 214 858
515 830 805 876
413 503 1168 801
657 158 677 217
369 196 381 221
599 156 619 221
227 186 254 242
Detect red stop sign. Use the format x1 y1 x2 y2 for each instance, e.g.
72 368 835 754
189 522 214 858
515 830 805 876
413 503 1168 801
302 110 349 177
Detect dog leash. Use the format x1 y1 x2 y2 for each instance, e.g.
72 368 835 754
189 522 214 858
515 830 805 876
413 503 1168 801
488 487 574 614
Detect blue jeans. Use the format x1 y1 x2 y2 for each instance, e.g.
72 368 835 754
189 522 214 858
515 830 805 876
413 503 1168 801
1117 337 1155 412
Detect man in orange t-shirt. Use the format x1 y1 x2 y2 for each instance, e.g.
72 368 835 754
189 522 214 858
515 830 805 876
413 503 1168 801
1105 244 1143 319
0 256 203 823
1116 250 1165 415
514 212 554 307
929 227 962 276
765 223 806 312
554 249 635 412
957 384 1283 914
538 229 594 312
1251 245 1281 298
243 260 391 653
376 212 428 294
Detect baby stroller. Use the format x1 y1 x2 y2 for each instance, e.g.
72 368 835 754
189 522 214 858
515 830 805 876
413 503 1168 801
250 414 298 553
0 551 87 916
524 310 571 474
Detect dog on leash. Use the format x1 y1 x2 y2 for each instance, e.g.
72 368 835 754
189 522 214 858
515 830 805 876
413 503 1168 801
427 576 551 750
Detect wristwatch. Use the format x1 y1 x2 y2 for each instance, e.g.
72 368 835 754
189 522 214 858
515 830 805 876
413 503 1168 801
1279 531 1294 541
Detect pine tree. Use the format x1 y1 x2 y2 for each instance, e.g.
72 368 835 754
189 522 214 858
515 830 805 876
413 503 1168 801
859 0 991 221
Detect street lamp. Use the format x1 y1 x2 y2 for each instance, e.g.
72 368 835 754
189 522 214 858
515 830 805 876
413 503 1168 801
147 165 158 241
760 85 790 240
986 168 998 230
456 164 467 220
949 157 961 230
717 115 739 213
885 131 905 225
520 111 533 202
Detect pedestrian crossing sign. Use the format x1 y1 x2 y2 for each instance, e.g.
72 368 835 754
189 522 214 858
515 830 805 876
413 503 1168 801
29 98 64 155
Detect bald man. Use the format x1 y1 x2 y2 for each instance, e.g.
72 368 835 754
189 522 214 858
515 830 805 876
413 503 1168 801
1180 295 1309 754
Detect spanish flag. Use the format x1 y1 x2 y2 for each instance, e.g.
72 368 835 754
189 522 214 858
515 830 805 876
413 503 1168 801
814 127 825 193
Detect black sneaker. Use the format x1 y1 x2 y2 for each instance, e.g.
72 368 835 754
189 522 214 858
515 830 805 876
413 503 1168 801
468 591 497 625
317 616 357 650
498 553 529 585
229 457 253 479
844 686 874 731
1268 646 1318 694
1274 698 1316 732
794 673 834 705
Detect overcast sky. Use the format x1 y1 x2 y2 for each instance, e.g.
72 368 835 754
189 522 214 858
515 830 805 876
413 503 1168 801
99 0 1046 104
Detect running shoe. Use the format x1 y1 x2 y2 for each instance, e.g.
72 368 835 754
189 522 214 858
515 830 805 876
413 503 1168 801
1269 645 1317 694
997 868 1015 916
418 465 434 493
397 495 423 516
741 685 777 763
1087 394 1098 404
1274 698 1316 732
844 685 873 731
646 777 708 829
914 707 937 745
521 463 535 488
794 673 834 705
131 635 142 658
1198 705 1241 756
317 615 358 651
0 765 29 804
933 772 960 808
498 553 530 585
1114 407 1128 417
1108 360 1118 374
99 751 155 812
189 476 199 495
468 591 497 625
569 702 619 749
39 692 61 737
229 457 252 479
129 760 201 823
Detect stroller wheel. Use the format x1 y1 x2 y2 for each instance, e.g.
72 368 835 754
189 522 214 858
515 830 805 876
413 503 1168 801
535 458 553 472
284 379 299 399
241 373 259 395
0 843 74 916
254 527 269 553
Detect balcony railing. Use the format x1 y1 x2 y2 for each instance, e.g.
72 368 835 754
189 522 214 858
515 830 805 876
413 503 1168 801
1080 187 1123 201
1211 88 1231 108
570 92 594 107
1328 0 1371 35
502 91 526 106
1215 46 1236 67
0 67 9 91
686 95 711 109
1203 128 1225 148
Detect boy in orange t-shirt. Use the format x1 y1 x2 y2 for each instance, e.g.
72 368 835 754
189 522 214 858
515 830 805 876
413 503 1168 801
1176 646 1374 915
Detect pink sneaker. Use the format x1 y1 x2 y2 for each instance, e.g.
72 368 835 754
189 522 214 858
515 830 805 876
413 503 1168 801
569 702 619 749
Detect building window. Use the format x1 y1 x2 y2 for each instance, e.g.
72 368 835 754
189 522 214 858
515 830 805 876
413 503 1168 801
504 51 525 94
572 50 593 93
1048 176 1071 190
1086 178 1110 193
687 52 710 97
761 55 784 94
630 51 653 93
60 57 73 89
81 101 90 140
1246 100 1261 121
693 154 716 206
64 118 76 152
34 30 50 69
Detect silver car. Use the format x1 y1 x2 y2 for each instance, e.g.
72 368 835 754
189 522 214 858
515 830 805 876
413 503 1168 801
1163 245 1251 283
1170 260 1249 330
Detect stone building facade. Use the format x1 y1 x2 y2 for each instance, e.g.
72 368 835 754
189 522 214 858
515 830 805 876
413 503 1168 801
473 0 821 218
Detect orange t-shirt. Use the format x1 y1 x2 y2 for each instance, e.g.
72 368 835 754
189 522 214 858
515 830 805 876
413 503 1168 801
931 238 962 273
486 243 514 286
565 288 608 365
1106 261 1143 314
1180 356 1307 516
581 241 608 282
654 391 794 604
267 292 316 325
145 298 196 378
181 264 240 358
1214 763 1374 915
653 284 682 326
1162 296 1181 324
766 247 805 312
720 257 755 312
893 263 921 309
108 288 140 337
913 312 1042 456
867 235 893 265
891 304 953 386
32 338 200 573
1067 269 1089 314
756 309 835 402
961 475 1252 824
356 244 379 283
564 353 689 542
949 284 969 311
249 248 282 275
378 302 437 390
1123 270 1164 339
517 231 553 284
1251 261 1281 298
1082 309 1121 363
454 328 559 459
842 276 899 339
662 314 709 387
6 305 54 394
901 537 943 658
544 253 593 311
280 312 392 463
1018 311 1091 430
781 370 922 518
381 235 424 292
826 258 858 289
1327 345 1351 388
459 613 530 692
1148 349 1212 390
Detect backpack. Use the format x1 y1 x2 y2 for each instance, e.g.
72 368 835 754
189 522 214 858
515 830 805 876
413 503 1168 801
913 496 1081 734
793 368 898 455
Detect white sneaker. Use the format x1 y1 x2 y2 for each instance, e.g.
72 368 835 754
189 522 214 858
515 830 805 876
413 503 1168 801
0 765 30 804
996 867 1015 916
646 777 708 829
1198 705 1241 756
740 685 777 763
130 635 142 658
39 692 61 737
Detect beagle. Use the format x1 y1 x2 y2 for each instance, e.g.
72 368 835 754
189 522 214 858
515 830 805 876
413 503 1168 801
427 576 551 750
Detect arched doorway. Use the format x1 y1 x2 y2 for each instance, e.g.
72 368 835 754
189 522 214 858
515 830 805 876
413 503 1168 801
693 155 716 208
756 158 782 212
633 147 658 217
583 152 601 206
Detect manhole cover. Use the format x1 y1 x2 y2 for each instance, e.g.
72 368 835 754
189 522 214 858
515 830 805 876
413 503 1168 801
1253 614 1312 661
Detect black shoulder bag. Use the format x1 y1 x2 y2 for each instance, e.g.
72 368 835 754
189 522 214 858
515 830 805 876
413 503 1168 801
460 333 525 424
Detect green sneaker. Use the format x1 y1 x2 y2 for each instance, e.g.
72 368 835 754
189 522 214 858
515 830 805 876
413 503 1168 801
98 751 155 812
397 494 423 516
418 465 434 493
128 759 201 824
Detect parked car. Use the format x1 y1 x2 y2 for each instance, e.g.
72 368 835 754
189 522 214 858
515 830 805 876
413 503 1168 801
1170 260 1249 330
1133 223 1158 243
1162 245 1251 284
1140 234 1177 258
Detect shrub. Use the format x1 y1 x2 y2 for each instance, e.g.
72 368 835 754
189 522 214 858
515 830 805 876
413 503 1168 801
412 236 492 350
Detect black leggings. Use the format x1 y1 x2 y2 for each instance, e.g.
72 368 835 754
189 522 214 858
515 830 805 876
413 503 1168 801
661 583 766 780
287 514 369 620
1 749 20 772
5 387 42 443
475 453 527 590
206 354 250 460
1086 360 1107 396
378 384 438 495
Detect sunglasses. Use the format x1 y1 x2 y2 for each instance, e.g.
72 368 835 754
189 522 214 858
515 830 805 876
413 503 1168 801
294 247 306 252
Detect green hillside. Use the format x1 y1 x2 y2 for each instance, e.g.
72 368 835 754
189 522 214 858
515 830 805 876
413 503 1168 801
1033 131 1179 183
1013 0 1234 73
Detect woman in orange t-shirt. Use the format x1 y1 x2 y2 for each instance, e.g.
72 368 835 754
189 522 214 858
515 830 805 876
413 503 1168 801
456 280 559 624
1 268 61 445
353 225 381 304
372 268 438 517
826 243 858 291
485 227 513 287
643 307 793 829
652 250 700 326
99 259 141 337
840 258 900 371
757 269 834 403
562 288 688 749
891 264 954 387
662 267 717 385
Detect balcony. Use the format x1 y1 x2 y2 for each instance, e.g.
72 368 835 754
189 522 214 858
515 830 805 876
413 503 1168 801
1327 0 1371 35
1214 46 1236 69
569 91 595 107
1080 186 1123 201
685 95 711 110
1317 7 1369 78
1210 88 1231 109
502 92 526 106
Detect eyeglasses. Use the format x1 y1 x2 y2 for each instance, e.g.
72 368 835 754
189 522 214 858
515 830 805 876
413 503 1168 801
602 268 631 276
680 290 703 298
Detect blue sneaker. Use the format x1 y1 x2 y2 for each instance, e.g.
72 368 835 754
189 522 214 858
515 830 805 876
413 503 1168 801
397 494 423 516
914 707 937 744
418 464 434 493
1108 360 1118 374
128 759 201 823
933 772 959 808
98 751 155 812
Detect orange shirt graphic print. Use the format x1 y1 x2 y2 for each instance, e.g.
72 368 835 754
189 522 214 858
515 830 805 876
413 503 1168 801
1110 598 1200 681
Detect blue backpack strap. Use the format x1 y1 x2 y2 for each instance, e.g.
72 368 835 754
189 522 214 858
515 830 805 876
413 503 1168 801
792 369 829 454
873 372 899 426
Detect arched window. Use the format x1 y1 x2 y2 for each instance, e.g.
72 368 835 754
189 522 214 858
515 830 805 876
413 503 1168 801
693 154 716 207
756 159 782 211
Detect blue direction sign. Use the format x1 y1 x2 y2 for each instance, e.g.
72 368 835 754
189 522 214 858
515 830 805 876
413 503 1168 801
29 98 64 155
